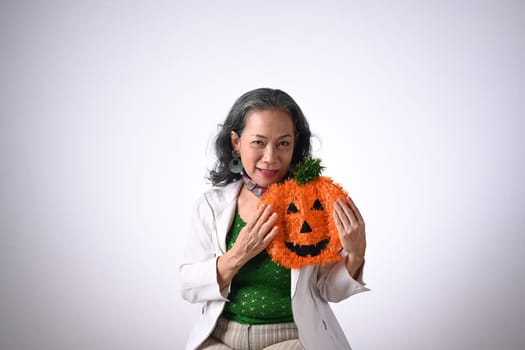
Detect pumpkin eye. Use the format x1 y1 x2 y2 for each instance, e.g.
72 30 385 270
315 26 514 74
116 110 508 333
287 202 299 214
311 199 324 210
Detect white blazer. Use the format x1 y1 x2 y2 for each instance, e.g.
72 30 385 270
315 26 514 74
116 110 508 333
178 181 369 350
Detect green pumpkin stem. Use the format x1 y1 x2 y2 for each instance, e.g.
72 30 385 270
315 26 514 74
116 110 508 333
293 157 325 185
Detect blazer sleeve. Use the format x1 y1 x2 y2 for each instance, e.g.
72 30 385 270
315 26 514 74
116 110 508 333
316 251 370 302
177 195 228 304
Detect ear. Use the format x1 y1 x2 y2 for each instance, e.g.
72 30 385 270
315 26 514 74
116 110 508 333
231 131 240 152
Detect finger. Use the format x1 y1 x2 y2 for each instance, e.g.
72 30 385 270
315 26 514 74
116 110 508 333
262 226 279 246
334 201 351 233
258 212 278 238
262 212 278 231
251 204 271 230
333 201 346 230
335 198 357 231
333 210 356 243
259 204 274 225
333 209 346 234
340 198 359 228
345 196 364 225
253 204 274 232
246 203 267 230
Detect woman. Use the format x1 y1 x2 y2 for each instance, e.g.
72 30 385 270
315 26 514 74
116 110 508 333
178 88 368 350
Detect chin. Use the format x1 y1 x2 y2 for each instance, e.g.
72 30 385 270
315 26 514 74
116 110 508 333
261 176 285 187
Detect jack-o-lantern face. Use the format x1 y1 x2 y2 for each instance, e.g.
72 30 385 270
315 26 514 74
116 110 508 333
261 176 348 269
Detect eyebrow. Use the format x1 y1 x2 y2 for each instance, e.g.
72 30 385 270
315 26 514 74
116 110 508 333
251 133 293 139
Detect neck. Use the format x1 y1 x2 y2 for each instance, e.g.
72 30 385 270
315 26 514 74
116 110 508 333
241 171 268 197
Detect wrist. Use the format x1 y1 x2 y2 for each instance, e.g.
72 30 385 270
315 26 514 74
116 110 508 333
217 250 244 290
222 247 245 271
345 254 365 278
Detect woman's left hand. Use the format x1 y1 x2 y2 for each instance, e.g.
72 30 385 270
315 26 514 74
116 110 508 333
333 197 366 278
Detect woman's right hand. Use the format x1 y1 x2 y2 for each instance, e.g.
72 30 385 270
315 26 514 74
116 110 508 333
216 204 278 290
230 203 279 264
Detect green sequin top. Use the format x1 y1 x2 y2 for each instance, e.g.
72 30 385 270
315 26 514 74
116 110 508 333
221 212 293 325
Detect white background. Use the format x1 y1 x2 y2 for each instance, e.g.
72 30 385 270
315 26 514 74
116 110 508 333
1 1 524 349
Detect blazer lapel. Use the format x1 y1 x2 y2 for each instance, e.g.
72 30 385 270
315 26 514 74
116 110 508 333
291 268 301 298
212 181 242 254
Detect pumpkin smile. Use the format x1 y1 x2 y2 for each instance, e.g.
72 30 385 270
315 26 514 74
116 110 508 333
285 238 330 257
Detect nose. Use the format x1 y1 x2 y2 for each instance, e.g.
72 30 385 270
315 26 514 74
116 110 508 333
262 144 278 163
300 221 312 234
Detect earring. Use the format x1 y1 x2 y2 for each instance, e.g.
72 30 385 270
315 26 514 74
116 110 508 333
229 150 243 174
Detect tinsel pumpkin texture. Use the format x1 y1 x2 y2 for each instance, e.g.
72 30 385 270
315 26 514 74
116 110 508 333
260 158 348 269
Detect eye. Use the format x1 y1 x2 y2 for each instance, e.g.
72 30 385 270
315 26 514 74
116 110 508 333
278 140 291 147
311 199 324 210
287 202 299 214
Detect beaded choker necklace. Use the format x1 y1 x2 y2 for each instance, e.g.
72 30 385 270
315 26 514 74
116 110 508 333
241 171 268 197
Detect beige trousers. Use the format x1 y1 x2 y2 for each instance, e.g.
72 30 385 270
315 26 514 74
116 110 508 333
197 317 304 350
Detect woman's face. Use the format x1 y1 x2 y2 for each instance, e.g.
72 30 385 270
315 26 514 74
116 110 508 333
231 109 295 188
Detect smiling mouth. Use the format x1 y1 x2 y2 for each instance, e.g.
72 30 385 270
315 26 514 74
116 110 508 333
285 238 330 257
258 169 279 179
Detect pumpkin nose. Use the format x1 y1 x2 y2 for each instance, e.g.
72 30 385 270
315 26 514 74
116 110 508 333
300 221 312 233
